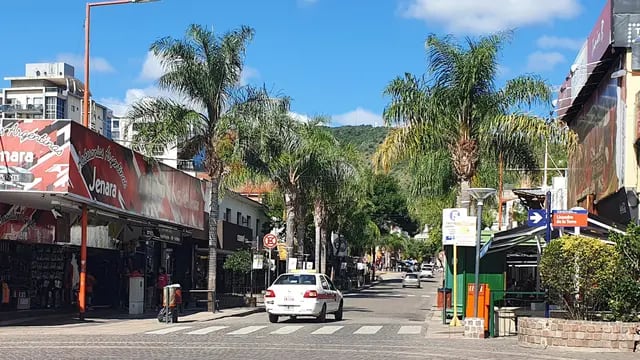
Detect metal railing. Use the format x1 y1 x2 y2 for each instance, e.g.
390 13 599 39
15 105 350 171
489 290 546 338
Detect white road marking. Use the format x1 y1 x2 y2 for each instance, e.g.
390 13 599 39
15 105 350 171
186 326 228 335
407 294 416 297
398 326 422 334
145 326 192 335
354 326 382 334
311 326 343 335
421 295 431 298
226 326 267 335
271 326 304 335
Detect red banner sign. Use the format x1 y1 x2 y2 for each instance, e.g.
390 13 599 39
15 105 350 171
0 203 56 243
0 120 205 230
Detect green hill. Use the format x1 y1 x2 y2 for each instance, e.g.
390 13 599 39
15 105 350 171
328 125 390 161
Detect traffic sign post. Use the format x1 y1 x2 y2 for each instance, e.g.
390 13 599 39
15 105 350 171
263 234 278 287
552 209 588 227
527 209 547 227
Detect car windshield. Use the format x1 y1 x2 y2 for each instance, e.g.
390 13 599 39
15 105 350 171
406 274 418 279
274 274 317 285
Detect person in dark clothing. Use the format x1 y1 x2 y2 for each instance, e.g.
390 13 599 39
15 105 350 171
180 270 192 311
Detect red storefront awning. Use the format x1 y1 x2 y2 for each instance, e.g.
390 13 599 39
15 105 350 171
0 119 205 230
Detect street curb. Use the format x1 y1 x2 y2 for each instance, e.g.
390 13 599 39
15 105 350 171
196 307 265 322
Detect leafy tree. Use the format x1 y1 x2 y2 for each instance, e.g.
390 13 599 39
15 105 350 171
126 24 283 311
539 235 618 320
373 32 574 206
223 249 252 274
367 173 418 235
608 224 640 321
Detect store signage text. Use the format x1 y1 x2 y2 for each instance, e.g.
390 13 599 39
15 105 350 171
0 123 63 156
88 166 118 198
77 145 128 189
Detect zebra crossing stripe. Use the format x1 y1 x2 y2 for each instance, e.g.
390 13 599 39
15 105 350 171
227 325 267 335
271 326 304 335
311 326 343 335
354 326 382 334
397 326 422 334
145 326 192 335
186 326 228 335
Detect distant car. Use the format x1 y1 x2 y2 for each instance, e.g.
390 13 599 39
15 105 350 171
402 273 421 288
264 272 343 323
419 264 434 279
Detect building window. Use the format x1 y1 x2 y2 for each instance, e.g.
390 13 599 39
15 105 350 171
113 120 119 129
45 97 56 118
112 131 120 140
246 215 251 228
224 208 231 222
56 98 65 119
236 212 242 225
256 219 260 237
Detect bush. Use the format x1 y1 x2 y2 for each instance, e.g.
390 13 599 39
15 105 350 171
609 224 640 321
539 235 618 320
223 250 252 274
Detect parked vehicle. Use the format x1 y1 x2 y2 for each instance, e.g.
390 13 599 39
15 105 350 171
419 264 434 279
264 272 344 323
402 273 421 288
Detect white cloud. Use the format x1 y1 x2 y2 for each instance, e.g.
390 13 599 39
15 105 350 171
139 51 165 81
289 111 312 123
526 51 566 72
536 35 584 50
401 0 581 34
56 53 115 73
240 66 260 86
331 107 383 127
98 86 187 117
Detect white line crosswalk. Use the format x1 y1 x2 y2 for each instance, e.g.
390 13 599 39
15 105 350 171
311 325 343 335
353 326 382 334
186 326 228 335
227 325 267 335
143 324 423 337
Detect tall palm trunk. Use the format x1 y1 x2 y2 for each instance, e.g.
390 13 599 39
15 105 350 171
497 152 504 230
320 227 327 274
313 198 323 272
296 201 306 258
207 177 220 312
284 191 296 255
457 180 471 210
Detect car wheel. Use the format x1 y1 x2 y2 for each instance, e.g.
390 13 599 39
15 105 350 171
334 301 343 321
290 316 297 320
316 304 327 323
402 285 406 288
268 314 279 323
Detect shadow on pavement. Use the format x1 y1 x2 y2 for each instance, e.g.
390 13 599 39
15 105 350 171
0 307 206 327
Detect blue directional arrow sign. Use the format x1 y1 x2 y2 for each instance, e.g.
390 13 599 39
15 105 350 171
527 209 547 227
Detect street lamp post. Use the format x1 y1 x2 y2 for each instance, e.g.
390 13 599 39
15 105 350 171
467 188 495 319
79 0 158 321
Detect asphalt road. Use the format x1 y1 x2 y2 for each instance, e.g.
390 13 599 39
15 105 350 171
0 273 637 359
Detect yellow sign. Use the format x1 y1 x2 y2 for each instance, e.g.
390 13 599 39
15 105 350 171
277 243 288 261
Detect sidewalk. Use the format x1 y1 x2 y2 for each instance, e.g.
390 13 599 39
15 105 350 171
424 272 465 339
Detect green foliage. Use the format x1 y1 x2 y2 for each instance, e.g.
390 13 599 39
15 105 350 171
223 250 252 274
540 235 618 320
408 193 455 248
328 125 389 161
608 224 640 321
367 173 418 235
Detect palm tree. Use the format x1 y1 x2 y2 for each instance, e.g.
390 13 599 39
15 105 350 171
126 24 283 312
374 33 574 206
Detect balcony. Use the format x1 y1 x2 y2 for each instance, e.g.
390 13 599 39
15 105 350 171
0 104 44 113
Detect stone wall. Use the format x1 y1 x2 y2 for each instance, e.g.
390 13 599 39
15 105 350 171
464 317 485 339
518 317 640 352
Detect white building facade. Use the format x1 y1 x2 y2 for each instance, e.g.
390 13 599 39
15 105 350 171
1 62 113 138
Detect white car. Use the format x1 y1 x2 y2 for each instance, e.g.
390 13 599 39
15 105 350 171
419 264 434 279
264 272 343 323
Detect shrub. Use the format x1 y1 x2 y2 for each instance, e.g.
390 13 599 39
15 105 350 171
539 235 618 320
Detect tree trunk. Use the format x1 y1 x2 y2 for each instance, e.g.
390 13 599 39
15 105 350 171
207 177 220 312
313 199 323 272
457 180 472 210
284 191 296 253
320 227 327 274
497 152 504 230
295 197 306 259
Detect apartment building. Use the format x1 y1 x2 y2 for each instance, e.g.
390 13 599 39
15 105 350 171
1 62 113 138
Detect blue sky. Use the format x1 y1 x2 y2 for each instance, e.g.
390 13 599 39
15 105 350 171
0 0 606 126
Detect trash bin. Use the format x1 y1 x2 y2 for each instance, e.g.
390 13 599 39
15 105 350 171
163 284 182 308
436 288 452 309
158 284 182 323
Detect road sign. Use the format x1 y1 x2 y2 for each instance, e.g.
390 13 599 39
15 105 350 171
552 209 588 227
527 209 547 227
442 208 468 246
263 233 278 249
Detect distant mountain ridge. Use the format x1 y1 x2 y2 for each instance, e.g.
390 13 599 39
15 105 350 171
327 125 390 161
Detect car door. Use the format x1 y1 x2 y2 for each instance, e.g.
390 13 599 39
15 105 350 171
325 276 342 305
320 275 338 312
